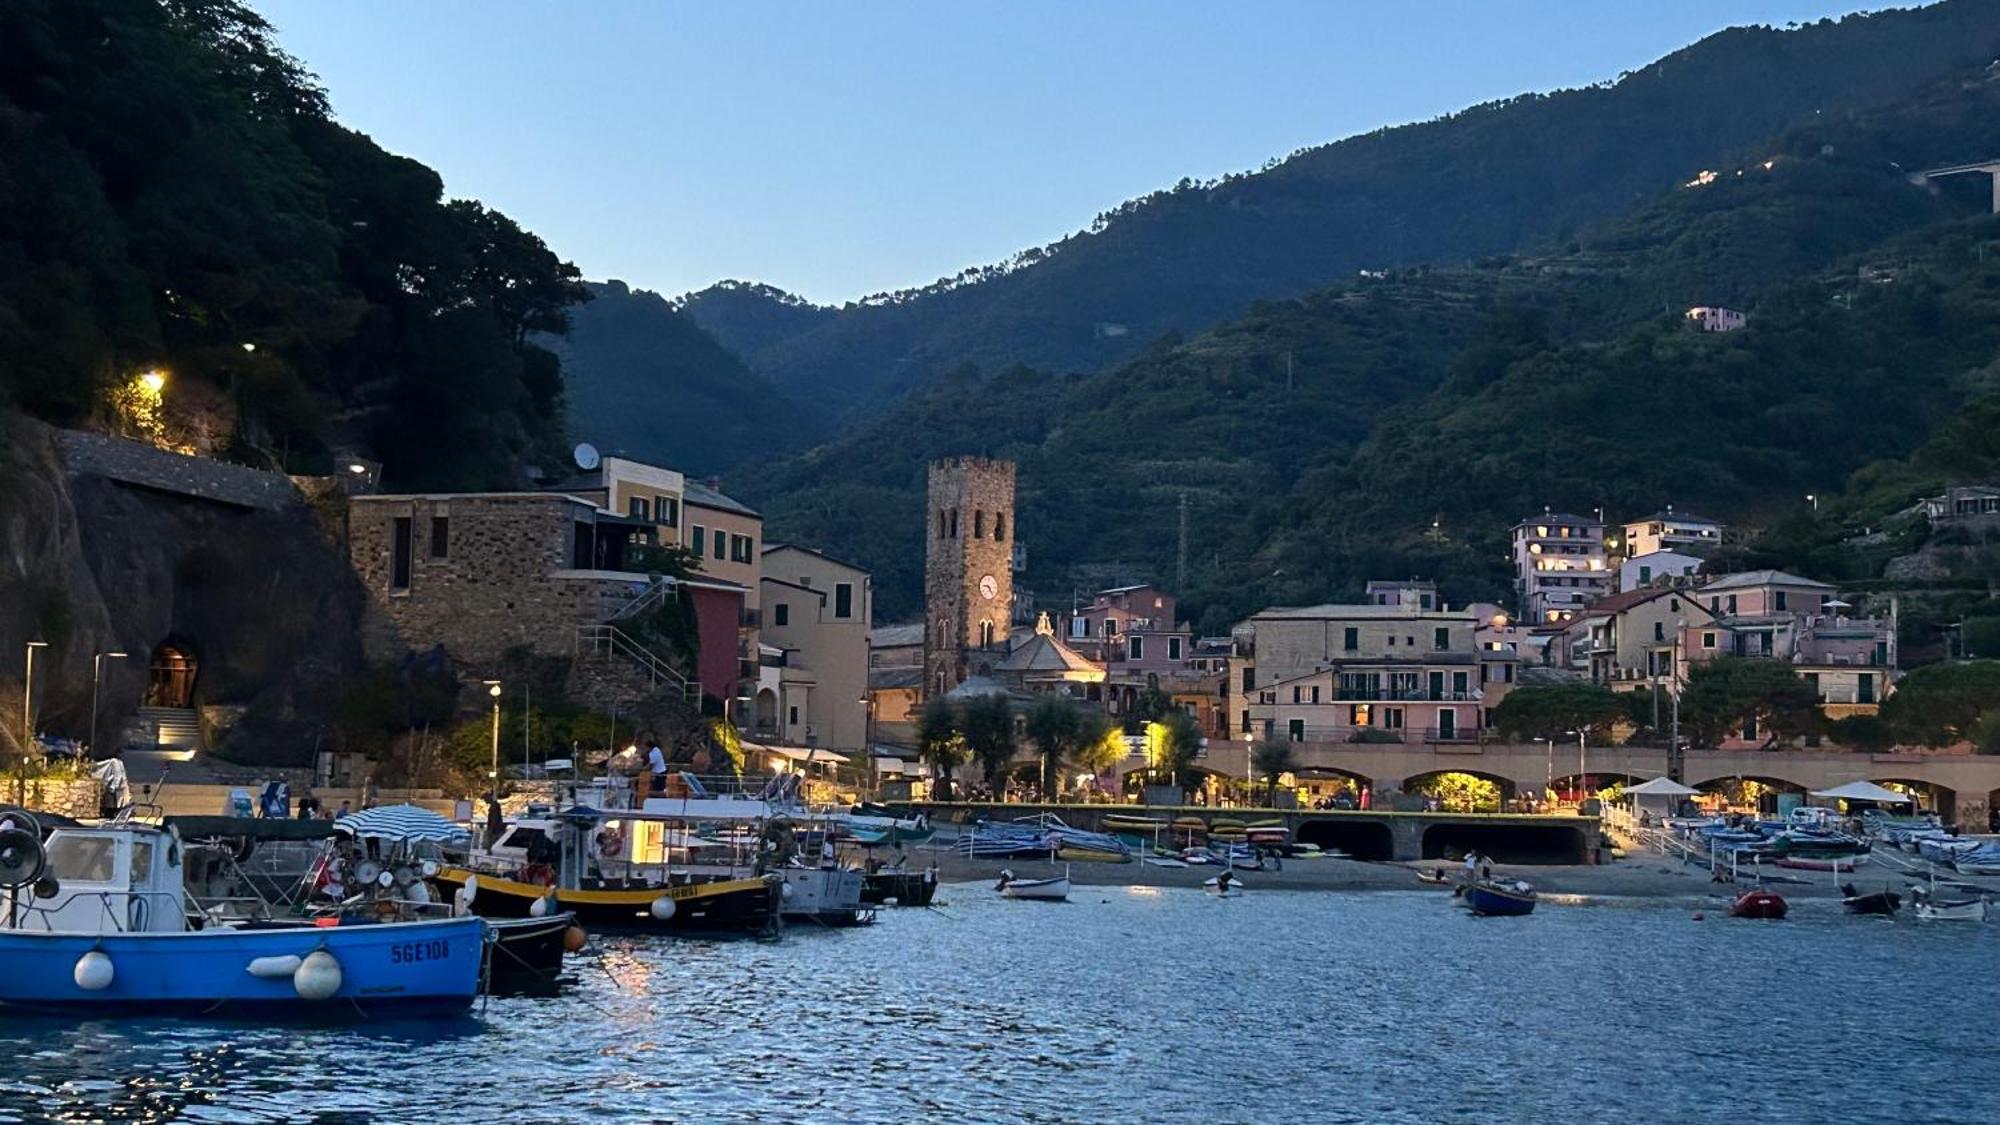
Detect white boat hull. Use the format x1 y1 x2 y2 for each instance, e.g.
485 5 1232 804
999 877 1070 902
1915 899 1986 922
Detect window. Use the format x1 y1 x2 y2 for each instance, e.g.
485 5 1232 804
974 510 985 539
657 497 678 526
1310 685 1321 703
788 706 799 726
1343 627 1359 651
938 511 947 539
1433 627 1449 651
1351 704 1372 726
1130 636 1145 660
390 517 413 590
1653 622 1665 642
129 839 153 889
979 620 995 647
1168 637 1183 661
1242 668 1256 691
1428 671 1445 699
690 525 706 559
773 603 789 627
993 512 1005 541
1452 671 1468 697
1858 674 1875 704
1669 598 1679 612
949 509 959 538
1803 671 1820 699
712 528 726 559
628 497 651 520
1104 619 1118 636
1709 597 1719 613
429 515 449 560
1287 719 1305 742
1702 632 1717 649
1069 617 1088 639
1726 595 1737 614
1291 685 1301 704
1240 710 1251 733
1639 566 1652 584
732 535 753 563
1384 707 1404 730
1774 591 1788 611
834 583 853 619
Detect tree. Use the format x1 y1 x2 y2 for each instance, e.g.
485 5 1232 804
957 694 1016 796
1153 710 1204 796
915 697 965 800
1489 684 1631 743
1120 685 1174 733
1880 660 2000 750
1678 657 1823 748
1074 720 1128 786
1024 697 1112 798
1250 739 1297 807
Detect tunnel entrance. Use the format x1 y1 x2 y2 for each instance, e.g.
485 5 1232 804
146 639 198 709
1295 818 1395 861
1421 823 1587 865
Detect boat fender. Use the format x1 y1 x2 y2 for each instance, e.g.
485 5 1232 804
780 882 794 901
883 896 900 907
563 924 588 953
73 950 115 992
528 894 550 918
293 949 343 1001
247 954 303 979
649 895 677 921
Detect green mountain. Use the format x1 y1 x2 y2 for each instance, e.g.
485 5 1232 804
670 1 2000 423
0 0 585 489
544 281 802 474
739 45 2000 628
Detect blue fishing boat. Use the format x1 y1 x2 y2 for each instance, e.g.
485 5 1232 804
0 817 482 1017
1462 880 1537 917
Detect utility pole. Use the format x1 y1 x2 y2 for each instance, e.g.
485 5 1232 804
1176 491 1189 592
1669 691 1683 784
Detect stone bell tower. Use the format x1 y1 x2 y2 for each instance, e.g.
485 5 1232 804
923 456 1015 697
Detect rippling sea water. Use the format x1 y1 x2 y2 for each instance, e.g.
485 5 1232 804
0 885 1995 1124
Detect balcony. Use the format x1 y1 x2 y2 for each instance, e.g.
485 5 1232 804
1275 725 1484 746
1332 689 1483 703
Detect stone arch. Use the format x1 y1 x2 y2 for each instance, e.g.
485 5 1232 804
1690 774 1807 816
1870 778 1956 822
1295 817 1394 861
1420 822 1589 864
1400 769 1516 813
145 636 199 709
1550 770 1648 804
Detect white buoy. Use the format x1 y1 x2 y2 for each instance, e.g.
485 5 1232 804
780 882 794 901
73 951 115 991
293 949 343 1001
528 894 550 918
649 895 677 921
246 954 303 979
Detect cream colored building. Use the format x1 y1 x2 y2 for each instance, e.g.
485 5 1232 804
757 544 872 754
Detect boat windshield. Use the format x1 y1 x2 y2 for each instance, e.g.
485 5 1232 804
47 835 116 883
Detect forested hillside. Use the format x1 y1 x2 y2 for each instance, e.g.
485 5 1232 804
741 49 2000 628
0 0 586 488
663 1 2000 424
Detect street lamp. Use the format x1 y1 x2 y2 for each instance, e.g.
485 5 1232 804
22 641 48 751
1805 493 1818 512
90 651 128 755
1532 736 1553 806
484 680 502 810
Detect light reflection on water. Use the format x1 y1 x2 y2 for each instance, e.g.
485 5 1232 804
0 886 1995 1123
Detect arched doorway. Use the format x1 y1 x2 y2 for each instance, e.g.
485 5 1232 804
1872 779 1955 822
146 640 198 709
1691 775 1807 816
753 688 778 736
1402 770 1515 813
1294 766 1374 810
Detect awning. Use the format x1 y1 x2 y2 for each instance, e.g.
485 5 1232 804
744 741 849 765
1809 780 1911 804
872 756 925 776
1626 777 1699 797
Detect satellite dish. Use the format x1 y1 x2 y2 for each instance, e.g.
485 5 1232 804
573 442 601 471
0 828 46 889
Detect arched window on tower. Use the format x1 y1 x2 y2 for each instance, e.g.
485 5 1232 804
974 510 985 539
949 509 959 538
979 620 995 648
937 510 947 539
993 512 1005 541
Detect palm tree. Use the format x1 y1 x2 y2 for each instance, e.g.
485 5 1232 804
1251 738 1298 807
915 697 965 801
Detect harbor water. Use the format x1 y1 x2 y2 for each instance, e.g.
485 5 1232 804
0 885 1994 1123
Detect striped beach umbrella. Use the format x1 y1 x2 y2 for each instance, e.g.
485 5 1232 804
334 804 470 845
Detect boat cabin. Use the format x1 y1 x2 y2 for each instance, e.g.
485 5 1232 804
24 825 187 934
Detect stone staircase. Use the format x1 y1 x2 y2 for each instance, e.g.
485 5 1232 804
574 624 701 705
138 706 204 751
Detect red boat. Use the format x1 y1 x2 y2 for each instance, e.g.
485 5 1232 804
1729 889 1788 919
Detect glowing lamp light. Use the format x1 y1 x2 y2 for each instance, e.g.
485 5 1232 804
139 370 166 394
348 463 368 475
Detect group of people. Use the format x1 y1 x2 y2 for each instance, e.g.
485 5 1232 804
255 778 374 820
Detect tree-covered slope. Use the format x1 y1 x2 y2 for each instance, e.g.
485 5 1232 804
671 1 2000 422
0 0 586 488
545 281 803 474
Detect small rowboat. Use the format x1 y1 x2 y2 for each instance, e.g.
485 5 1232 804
1203 875 1245 898
1245 828 1289 845
996 867 1070 902
1101 815 1165 831
1839 885 1899 916
1462 880 1536 916
1910 884 1985 922
1729 889 1788 920
1775 854 1868 873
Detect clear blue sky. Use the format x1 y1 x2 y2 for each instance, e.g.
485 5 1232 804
260 1 1883 304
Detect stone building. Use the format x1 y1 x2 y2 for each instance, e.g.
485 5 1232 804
923 456 1016 697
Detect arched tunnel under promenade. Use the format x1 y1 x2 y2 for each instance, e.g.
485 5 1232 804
1419 820 1592 864
1293 817 1396 861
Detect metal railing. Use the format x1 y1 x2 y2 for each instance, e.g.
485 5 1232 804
608 575 678 622
1330 689 1481 702
1277 725 1484 745
575 624 701 703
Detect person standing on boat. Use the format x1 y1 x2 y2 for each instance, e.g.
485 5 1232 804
645 734 669 796
1463 850 1480 884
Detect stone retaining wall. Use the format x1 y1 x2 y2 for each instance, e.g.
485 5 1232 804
58 430 297 511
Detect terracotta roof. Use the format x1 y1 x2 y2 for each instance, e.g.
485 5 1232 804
996 633 1103 678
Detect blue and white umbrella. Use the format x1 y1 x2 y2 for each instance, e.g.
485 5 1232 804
334 804 470 845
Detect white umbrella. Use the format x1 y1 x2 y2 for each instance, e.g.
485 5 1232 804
1808 781 1911 804
1626 777 1698 797
334 803 471 844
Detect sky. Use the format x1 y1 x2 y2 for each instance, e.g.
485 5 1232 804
260 1 1888 305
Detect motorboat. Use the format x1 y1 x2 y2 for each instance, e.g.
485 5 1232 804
995 867 1069 902
859 864 938 907
1949 843 2000 877
1839 884 1900 917
1203 873 1244 898
1910 883 1987 922
1729 889 1788 920
838 803 934 847
0 817 481 1015
1462 880 1537 917
776 862 872 926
